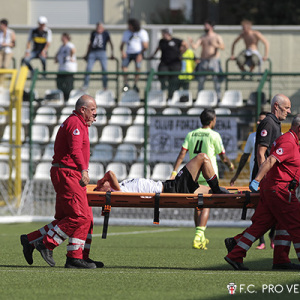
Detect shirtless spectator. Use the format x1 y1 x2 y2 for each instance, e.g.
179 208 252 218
188 20 224 101
231 19 269 72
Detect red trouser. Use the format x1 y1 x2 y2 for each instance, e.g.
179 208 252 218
228 180 300 263
40 167 94 259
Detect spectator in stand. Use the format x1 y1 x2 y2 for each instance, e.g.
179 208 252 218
150 28 182 99
178 40 195 90
82 22 114 91
120 18 149 93
0 19 15 69
55 33 77 100
188 20 224 101
231 19 269 72
22 16 52 77
0 18 15 87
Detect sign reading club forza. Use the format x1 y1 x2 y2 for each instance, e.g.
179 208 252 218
149 116 238 162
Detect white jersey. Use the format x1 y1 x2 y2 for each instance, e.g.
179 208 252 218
122 29 149 54
118 178 163 193
56 42 77 72
243 132 256 181
0 28 14 53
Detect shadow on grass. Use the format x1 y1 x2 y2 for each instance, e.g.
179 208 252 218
103 258 298 272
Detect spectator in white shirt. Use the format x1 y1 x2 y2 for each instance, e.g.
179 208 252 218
55 33 77 100
120 18 149 92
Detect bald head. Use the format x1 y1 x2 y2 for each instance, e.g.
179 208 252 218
75 94 97 126
270 94 291 121
75 94 95 111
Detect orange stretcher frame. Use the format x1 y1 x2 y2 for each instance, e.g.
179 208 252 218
87 185 260 209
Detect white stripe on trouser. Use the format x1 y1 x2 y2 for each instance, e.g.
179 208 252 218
48 229 55 237
87 234 92 240
48 223 54 230
67 244 85 251
69 238 86 245
237 241 250 251
274 240 291 246
53 234 64 244
39 227 47 235
275 230 290 236
243 232 256 242
53 225 69 240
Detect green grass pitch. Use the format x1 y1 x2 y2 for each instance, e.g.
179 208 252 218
0 223 299 300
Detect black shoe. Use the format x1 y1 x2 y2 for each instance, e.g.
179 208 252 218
272 263 300 270
225 237 237 253
65 257 96 269
34 240 55 267
85 258 104 268
224 256 249 270
20 235 34 265
133 85 139 93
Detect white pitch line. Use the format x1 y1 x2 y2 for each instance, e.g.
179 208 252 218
92 228 180 237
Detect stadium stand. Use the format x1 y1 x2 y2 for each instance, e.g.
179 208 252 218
90 143 114 163
95 89 116 107
109 107 133 126
147 90 167 108
123 125 144 145
151 163 173 181
105 162 127 181
99 125 123 144
219 90 243 108
168 90 193 107
114 143 138 163
127 163 151 179
119 90 141 107
194 90 218 107
34 107 57 125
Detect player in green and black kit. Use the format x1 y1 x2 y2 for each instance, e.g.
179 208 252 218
171 109 234 249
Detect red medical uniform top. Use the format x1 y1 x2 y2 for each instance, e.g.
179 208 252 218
52 111 90 172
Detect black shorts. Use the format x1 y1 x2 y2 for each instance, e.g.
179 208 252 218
163 166 199 194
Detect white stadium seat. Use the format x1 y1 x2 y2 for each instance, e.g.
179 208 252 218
119 90 141 107
194 90 218 107
90 144 114 163
133 107 156 125
109 107 132 126
106 162 127 181
123 125 144 144
219 90 243 107
34 107 57 125
95 89 115 107
162 107 182 115
168 90 193 107
147 90 167 108
151 163 173 181
99 125 123 144
88 162 105 182
114 144 137 163
31 124 50 144
33 162 52 180
128 163 151 179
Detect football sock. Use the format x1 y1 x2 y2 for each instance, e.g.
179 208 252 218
206 175 222 194
195 226 206 237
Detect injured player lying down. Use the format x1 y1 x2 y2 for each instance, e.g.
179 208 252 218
96 153 227 195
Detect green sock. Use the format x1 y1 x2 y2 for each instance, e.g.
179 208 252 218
195 226 206 236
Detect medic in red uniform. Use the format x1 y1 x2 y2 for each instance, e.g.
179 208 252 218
21 95 103 269
225 115 300 270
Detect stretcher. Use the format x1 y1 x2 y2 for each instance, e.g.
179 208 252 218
87 185 260 238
